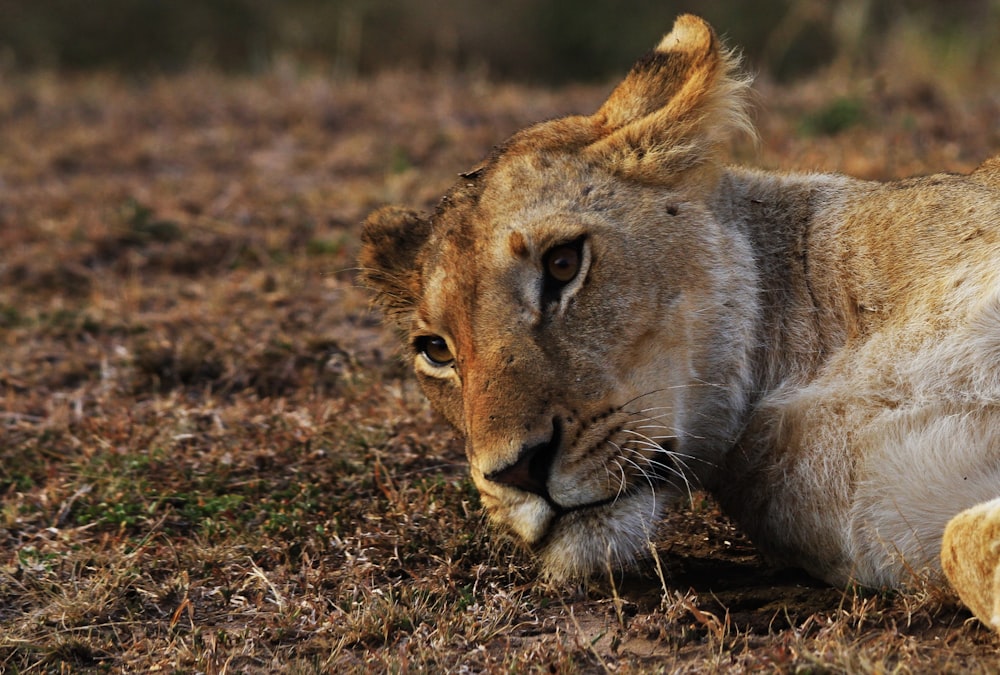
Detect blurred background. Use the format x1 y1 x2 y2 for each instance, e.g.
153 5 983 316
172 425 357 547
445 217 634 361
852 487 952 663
1 0 998 83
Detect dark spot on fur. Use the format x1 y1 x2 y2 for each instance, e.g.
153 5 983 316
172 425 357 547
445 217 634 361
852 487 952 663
508 231 529 259
667 204 679 216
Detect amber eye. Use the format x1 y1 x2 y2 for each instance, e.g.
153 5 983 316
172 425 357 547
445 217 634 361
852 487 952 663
541 237 586 305
415 335 454 367
544 243 581 283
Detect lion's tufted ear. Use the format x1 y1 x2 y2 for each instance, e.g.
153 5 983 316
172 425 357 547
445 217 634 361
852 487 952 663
588 14 754 182
358 206 431 327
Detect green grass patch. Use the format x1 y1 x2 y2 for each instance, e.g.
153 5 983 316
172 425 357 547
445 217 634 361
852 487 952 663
119 198 184 244
305 236 347 257
800 97 866 136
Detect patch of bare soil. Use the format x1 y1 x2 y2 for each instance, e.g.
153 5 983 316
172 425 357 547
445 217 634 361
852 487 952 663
1 67 999 672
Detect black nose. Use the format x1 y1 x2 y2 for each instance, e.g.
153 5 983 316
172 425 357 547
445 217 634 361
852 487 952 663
485 419 560 498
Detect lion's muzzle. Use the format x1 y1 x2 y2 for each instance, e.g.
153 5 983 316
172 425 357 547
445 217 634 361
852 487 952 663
483 417 561 501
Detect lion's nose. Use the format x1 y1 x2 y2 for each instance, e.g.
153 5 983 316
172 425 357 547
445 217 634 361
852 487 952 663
484 419 560 498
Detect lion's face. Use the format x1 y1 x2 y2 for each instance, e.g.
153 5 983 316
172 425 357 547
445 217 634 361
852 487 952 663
360 15 757 579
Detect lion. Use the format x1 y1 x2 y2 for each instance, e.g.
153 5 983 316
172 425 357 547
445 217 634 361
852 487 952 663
359 14 1000 630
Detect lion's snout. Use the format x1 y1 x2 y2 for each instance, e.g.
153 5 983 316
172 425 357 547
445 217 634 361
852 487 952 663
483 417 561 500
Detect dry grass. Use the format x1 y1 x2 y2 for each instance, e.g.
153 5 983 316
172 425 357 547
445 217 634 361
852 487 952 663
2 62 1000 673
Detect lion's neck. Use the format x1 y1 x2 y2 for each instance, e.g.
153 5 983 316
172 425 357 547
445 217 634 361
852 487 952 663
704 168 869 575
713 167 863 395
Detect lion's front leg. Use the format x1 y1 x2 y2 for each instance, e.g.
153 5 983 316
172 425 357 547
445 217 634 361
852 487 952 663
942 497 1000 630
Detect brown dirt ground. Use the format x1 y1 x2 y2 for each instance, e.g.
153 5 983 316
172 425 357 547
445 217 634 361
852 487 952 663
2 65 1000 672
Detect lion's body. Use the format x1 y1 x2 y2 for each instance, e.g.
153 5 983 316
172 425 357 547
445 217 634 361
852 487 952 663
361 15 1000 629
710 165 1000 587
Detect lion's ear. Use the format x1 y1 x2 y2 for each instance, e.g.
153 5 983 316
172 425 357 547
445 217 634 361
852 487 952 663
588 14 753 181
358 206 431 327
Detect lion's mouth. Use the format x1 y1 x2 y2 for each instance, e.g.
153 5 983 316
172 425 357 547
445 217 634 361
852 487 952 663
480 418 681 552
553 473 672 515
526 484 667 562
549 492 619 516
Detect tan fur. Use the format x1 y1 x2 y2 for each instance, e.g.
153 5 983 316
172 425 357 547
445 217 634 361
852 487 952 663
359 15 1000 629
942 498 1000 629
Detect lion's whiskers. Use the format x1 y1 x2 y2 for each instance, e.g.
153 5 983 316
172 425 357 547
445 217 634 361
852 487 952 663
623 440 697 504
600 408 704 508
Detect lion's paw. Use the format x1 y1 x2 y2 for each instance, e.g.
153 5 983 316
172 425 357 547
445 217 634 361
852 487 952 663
942 497 1000 630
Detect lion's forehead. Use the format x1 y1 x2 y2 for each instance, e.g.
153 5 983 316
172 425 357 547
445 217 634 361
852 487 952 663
479 153 623 220
421 225 530 326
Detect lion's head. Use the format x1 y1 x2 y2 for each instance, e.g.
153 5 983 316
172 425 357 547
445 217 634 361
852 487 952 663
360 15 759 579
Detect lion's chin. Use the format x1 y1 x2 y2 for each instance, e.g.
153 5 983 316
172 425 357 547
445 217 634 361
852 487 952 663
485 487 669 582
534 491 666 582
499 496 557 544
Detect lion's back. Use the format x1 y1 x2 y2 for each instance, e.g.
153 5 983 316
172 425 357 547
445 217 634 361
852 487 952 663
972 154 1000 189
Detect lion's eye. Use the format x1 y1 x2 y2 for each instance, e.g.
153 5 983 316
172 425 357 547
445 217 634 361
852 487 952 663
544 244 581 283
415 335 454 367
541 237 586 304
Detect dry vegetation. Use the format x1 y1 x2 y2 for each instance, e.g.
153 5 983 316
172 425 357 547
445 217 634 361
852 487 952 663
2 60 1000 673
